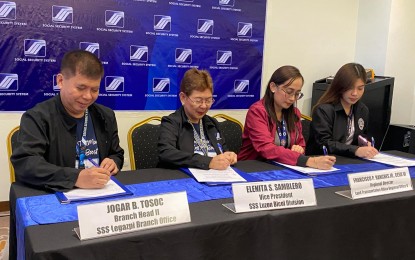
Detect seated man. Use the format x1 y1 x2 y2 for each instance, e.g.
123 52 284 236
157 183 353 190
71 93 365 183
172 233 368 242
158 68 237 170
11 50 124 191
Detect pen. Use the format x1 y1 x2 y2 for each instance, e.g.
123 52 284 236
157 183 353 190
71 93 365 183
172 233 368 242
322 145 328 156
371 137 375 148
217 143 224 154
88 158 100 167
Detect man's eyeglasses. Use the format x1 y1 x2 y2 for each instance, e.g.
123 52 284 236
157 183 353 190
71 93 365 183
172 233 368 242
278 86 304 100
187 96 215 106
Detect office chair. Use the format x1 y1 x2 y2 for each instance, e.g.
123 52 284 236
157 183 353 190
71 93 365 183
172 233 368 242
127 117 162 170
7 126 20 182
212 114 244 154
300 114 312 143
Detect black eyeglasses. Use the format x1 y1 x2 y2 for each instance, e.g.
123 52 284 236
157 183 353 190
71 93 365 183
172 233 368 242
278 87 304 100
187 96 215 106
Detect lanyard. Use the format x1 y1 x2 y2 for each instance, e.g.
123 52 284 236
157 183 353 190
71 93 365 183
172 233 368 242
189 119 208 156
77 109 89 169
347 106 353 136
276 116 288 148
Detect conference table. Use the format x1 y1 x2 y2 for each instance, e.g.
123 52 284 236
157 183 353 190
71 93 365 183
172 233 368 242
9 151 415 260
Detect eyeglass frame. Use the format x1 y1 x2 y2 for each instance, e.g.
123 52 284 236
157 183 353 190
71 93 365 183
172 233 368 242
187 95 215 106
277 84 304 100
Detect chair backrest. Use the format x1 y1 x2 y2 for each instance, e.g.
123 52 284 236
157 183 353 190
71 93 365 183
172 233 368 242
300 114 312 143
127 117 162 170
212 114 243 154
7 126 20 183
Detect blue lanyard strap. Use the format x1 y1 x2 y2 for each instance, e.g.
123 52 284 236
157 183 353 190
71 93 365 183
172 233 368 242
276 117 288 148
76 109 89 168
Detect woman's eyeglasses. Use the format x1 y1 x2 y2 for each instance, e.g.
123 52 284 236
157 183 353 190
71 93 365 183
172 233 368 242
278 87 304 100
187 96 215 106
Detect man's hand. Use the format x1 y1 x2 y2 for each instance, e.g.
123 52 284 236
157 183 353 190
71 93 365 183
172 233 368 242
75 167 111 189
100 158 119 175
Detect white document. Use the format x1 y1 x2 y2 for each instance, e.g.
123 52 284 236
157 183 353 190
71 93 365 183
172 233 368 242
367 153 415 167
63 179 126 200
274 162 339 175
188 167 246 183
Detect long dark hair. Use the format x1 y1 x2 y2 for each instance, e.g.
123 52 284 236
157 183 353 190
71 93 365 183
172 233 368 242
263 65 304 131
313 63 366 112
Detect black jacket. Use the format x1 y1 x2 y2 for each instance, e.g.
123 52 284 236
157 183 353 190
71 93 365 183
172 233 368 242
11 95 124 191
306 101 369 157
158 106 228 169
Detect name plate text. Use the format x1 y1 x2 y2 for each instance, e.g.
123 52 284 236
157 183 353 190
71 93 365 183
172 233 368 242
229 179 316 213
76 191 191 240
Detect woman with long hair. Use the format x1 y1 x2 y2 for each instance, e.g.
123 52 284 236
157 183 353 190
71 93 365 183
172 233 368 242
238 65 336 169
306 63 378 158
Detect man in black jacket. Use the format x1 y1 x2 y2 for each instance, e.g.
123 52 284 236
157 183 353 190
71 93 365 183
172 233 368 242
11 50 124 191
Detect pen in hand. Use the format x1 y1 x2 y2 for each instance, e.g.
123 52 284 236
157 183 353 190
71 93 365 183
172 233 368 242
371 137 375 148
88 158 100 167
217 143 224 154
322 145 328 156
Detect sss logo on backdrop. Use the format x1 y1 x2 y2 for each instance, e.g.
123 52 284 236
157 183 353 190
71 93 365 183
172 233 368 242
234 80 249 94
0 73 18 91
237 22 252 37
52 74 60 91
197 19 213 35
52 5 73 24
130 45 148 62
0 1 16 20
24 39 46 57
105 10 124 28
217 50 232 66
219 0 234 7
79 42 100 58
153 78 170 93
154 15 171 32
105 76 124 92
175 48 192 64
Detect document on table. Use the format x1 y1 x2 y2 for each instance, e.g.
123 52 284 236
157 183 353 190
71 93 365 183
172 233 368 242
188 167 247 183
273 161 339 176
56 178 132 203
367 153 415 167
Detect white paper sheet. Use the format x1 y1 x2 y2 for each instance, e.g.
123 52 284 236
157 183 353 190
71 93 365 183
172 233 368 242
62 179 126 200
367 153 415 167
273 162 339 175
188 167 246 183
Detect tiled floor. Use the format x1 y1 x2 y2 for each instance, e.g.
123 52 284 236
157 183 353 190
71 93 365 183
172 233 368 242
0 213 10 260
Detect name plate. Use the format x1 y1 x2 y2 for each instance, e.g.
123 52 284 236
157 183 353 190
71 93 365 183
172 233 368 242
224 179 316 213
336 167 413 200
75 191 191 240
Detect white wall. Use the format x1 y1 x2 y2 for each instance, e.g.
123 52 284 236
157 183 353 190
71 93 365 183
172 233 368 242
384 0 415 125
2 0 413 201
355 0 392 75
262 0 360 115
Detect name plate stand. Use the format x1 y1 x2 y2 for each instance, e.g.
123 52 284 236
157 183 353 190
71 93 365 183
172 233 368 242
223 179 317 213
336 167 413 199
75 191 191 240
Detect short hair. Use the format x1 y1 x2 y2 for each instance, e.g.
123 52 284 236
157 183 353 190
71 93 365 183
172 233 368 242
60 50 104 79
180 68 213 96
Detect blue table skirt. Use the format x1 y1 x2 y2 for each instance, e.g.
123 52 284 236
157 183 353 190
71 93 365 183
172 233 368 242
15 163 415 259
